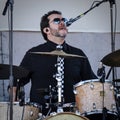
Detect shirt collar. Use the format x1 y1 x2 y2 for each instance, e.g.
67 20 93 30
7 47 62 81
47 40 67 51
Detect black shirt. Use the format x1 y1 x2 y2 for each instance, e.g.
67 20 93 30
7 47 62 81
14 40 97 110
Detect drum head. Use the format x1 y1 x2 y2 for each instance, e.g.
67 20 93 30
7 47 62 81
44 112 89 120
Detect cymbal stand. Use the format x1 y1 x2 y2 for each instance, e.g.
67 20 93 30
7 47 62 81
54 46 64 113
2 0 14 120
110 0 120 117
106 0 120 117
109 0 116 80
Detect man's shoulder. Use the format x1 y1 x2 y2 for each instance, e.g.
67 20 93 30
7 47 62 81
66 43 85 56
28 42 47 52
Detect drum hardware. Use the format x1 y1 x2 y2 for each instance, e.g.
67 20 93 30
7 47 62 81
18 86 25 106
54 53 64 113
37 112 45 120
90 82 94 90
44 86 58 110
97 63 115 120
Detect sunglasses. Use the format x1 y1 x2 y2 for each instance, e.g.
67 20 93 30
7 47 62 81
50 18 68 25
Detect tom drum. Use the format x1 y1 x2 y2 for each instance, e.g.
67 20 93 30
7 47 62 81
0 102 41 120
74 79 118 120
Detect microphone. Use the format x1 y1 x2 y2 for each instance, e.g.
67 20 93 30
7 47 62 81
66 18 75 27
97 62 105 83
97 62 104 77
19 86 25 106
66 13 85 27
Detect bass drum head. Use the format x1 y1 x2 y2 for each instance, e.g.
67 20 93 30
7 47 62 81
44 112 89 120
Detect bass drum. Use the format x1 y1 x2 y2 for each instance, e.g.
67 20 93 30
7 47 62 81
74 79 118 120
43 112 89 120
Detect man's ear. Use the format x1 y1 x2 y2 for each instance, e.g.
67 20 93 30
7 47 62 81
43 27 50 34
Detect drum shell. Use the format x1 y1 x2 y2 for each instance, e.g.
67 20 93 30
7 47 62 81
74 79 117 115
0 102 40 120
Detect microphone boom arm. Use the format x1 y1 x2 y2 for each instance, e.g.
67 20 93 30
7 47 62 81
67 0 108 27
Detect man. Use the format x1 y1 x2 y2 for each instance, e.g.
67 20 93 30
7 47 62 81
13 10 97 115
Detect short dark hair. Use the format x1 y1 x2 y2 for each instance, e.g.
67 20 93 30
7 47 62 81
40 10 62 41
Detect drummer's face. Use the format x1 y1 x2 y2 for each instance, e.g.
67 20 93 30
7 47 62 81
48 14 68 39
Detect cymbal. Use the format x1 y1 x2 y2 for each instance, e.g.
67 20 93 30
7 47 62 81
0 64 29 79
30 50 86 58
101 49 120 67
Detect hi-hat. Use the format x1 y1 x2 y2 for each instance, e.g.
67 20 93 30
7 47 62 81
30 50 86 58
101 49 120 67
0 64 29 79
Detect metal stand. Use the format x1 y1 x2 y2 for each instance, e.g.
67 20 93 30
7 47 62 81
106 1 120 118
97 62 108 120
2 0 14 120
100 66 107 120
66 0 109 27
54 45 64 113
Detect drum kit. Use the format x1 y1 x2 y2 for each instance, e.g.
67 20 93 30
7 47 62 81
0 49 120 120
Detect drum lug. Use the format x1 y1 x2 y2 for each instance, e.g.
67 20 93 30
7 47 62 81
50 112 57 116
90 83 94 90
111 104 116 111
29 110 34 116
93 103 96 110
73 89 77 94
110 85 114 90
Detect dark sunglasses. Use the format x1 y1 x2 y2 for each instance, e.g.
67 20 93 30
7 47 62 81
50 18 68 25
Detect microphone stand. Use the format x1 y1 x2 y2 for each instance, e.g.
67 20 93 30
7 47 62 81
98 64 108 120
67 0 108 27
2 0 14 120
109 0 116 85
100 66 107 120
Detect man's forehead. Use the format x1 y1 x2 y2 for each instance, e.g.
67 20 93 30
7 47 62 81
48 14 62 20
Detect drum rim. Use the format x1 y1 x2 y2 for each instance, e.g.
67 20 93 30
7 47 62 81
81 109 118 116
24 102 42 110
74 79 111 88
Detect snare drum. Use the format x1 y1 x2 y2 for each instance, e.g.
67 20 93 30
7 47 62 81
74 79 118 120
0 102 41 120
43 112 89 120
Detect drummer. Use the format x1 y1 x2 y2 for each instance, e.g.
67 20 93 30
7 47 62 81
13 10 97 115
